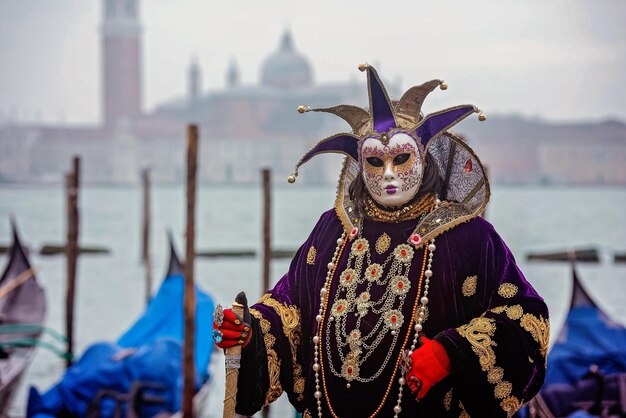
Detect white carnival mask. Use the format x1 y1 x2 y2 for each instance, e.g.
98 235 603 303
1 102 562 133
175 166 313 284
360 132 423 208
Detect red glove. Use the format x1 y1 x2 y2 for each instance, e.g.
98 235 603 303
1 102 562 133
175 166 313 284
213 307 252 349
406 337 451 400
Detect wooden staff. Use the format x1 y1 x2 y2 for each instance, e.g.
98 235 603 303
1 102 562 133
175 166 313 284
65 156 80 368
183 125 198 418
223 293 247 418
141 168 152 305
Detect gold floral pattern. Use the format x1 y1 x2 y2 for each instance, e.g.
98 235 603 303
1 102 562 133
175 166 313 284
306 246 316 265
498 283 518 299
457 317 497 371
390 275 411 295
351 238 369 256
341 357 360 381
487 366 504 384
495 380 513 399
462 275 478 297
340 268 357 287
505 305 524 320
375 232 391 254
393 244 414 262
364 264 382 281
443 389 453 411
331 299 349 318
257 294 306 400
500 396 523 417
250 308 282 404
383 309 404 330
520 313 550 358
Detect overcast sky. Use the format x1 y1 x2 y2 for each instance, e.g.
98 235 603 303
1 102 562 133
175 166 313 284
1 0 625 124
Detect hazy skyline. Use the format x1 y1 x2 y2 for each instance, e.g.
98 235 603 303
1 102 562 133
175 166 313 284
1 0 625 125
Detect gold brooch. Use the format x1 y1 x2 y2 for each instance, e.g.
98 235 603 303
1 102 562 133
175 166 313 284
375 233 391 254
306 246 317 265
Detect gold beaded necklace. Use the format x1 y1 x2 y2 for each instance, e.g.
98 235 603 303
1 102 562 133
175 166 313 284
364 194 436 223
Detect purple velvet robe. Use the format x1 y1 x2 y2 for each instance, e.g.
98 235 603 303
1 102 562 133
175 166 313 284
236 209 548 417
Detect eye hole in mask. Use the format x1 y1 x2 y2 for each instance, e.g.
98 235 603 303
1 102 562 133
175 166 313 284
366 157 384 167
393 153 410 165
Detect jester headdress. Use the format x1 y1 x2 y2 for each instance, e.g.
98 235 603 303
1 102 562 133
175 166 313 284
290 64 490 244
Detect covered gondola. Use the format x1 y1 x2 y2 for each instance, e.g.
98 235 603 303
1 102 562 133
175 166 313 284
27 234 215 417
523 266 626 417
0 221 47 411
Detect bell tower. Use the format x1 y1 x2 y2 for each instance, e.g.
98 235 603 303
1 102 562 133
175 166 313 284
101 0 142 128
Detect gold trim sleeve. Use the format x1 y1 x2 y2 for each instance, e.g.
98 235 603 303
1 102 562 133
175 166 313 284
258 294 306 401
250 308 283 405
457 315 520 414
520 313 550 358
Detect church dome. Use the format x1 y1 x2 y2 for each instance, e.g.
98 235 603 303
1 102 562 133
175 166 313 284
260 30 314 89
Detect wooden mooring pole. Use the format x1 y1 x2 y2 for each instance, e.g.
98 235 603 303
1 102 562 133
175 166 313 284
65 156 80 368
261 168 271 418
141 168 152 305
183 125 199 418
262 168 271 295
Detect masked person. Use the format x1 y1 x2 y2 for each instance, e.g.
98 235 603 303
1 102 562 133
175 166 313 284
213 64 549 417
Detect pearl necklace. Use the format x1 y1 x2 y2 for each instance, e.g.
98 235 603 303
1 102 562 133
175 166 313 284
312 198 441 417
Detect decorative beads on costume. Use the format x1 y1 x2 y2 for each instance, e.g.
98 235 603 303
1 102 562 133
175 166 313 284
383 310 404 330
351 238 369 256
409 233 422 245
364 194 436 223
393 244 414 262
390 275 411 296
364 264 382 281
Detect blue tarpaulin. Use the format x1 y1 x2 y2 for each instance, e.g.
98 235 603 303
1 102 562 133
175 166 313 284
27 271 215 418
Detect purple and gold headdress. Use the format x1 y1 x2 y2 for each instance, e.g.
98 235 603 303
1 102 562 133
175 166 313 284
291 64 491 244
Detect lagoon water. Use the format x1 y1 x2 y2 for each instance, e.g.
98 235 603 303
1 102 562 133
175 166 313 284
1 184 625 417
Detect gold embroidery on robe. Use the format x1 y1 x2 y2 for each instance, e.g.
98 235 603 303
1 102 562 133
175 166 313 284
498 283 518 298
491 306 507 314
459 401 470 418
250 308 282 404
306 246 317 265
487 366 504 384
457 317 497 371
375 232 391 254
490 304 524 320
520 313 550 357
443 389 453 411
259 294 306 400
495 380 513 399
458 315 521 414
462 275 478 297
500 396 523 417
